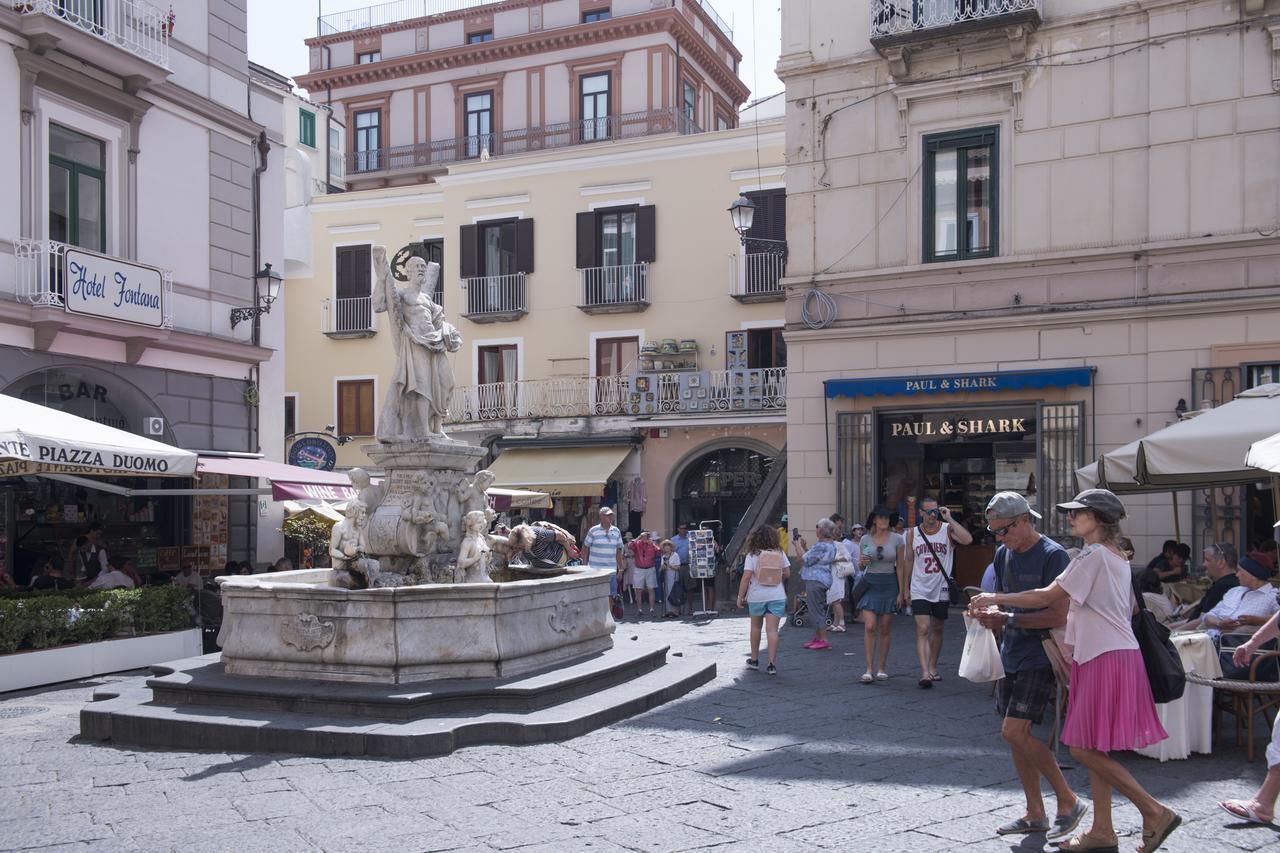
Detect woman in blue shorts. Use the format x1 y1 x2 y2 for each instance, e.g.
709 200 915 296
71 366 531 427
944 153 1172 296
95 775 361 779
735 523 791 675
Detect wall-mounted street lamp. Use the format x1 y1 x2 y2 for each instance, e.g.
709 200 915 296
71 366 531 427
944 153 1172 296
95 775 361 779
728 194 786 255
230 263 283 330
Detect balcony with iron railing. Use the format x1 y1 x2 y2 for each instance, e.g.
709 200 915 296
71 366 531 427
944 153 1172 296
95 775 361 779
321 296 376 338
729 240 787 303
12 0 171 71
12 238 174 329
869 0 1041 47
578 262 649 314
461 273 527 323
345 109 701 178
446 368 787 424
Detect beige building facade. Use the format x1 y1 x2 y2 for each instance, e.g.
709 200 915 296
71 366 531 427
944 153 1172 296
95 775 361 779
285 106 789 542
779 0 1280 577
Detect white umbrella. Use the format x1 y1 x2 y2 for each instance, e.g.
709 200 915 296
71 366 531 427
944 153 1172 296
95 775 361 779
0 394 196 477
1136 383 1280 488
1246 431 1280 475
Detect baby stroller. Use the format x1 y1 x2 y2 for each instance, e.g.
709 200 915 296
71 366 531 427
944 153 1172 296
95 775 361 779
789 590 835 629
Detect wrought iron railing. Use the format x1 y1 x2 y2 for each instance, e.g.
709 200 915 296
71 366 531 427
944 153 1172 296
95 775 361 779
580 262 649 308
13 238 173 328
322 296 375 334
15 0 171 67
461 273 526 318
730 249 787 297
869 0 1039 38
345 108 701 174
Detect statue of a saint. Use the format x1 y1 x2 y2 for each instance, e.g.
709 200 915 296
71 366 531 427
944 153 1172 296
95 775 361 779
371 247 461 440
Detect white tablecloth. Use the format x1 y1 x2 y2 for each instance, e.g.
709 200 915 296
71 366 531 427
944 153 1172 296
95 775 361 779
1135 632 1222 762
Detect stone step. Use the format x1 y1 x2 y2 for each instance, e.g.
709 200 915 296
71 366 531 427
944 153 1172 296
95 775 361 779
80 653 715 758
145 642 670 720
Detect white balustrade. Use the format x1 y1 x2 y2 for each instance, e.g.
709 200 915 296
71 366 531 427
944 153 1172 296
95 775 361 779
730 252 787 297
870 0 1039 38
579 262 649 307
322 296 375 334
19 0 171 67
462 273 527 317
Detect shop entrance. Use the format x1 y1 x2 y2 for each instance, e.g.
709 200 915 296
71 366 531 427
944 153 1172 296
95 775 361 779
671 446 776 549
879 406 1038 586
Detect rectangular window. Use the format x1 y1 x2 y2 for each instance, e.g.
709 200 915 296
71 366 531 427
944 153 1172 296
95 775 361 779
283 396 297 439
337 380 375 437
334 245 372 332
353 109 381 171
716 113 730 131
478 344 518 384
746 328 787 369
923 126 997 262
479 220 517 277
328 125 342 179
582 9 611 23
49 123 105 252
595 337 638 376
464 91 493 158
298 109 316 147
580 72 610 142
598 209 636 268
467 30 493 44
357 51 381 64
681 81 697 127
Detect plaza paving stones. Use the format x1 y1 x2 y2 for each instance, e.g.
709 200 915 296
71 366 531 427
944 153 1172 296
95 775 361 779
0 612 1276 851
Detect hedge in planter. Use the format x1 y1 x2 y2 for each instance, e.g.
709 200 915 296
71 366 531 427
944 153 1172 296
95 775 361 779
0 586 195 654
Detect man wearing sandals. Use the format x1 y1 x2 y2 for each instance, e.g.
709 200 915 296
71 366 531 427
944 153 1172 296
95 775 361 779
975 492 1088 842
903 497 972 689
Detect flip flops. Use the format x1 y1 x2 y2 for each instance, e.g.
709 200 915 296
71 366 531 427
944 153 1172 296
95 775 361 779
1219 800 1274 825
995 817 1050 836
1056 834 1119 852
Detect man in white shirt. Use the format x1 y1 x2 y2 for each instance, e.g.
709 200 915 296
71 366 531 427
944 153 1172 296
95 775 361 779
175 562 203 592
88 560 135 590
583 507 624 597
903 497 973 689
1176 551 1278 640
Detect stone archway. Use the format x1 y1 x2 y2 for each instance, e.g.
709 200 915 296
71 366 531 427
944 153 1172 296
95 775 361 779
666 437 778 548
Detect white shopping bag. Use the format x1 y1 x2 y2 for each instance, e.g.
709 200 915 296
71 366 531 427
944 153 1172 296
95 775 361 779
958 614 1006 683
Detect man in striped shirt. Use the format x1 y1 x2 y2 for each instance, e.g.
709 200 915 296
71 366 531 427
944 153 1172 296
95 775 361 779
584 506 625 596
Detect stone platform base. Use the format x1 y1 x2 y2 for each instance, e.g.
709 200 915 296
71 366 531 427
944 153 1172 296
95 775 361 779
79 642 714 758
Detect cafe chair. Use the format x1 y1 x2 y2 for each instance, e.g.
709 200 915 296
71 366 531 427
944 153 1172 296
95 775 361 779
1191 649 1280 762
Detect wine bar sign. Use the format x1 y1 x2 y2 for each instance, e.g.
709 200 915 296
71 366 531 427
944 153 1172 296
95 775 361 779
64 248 165 328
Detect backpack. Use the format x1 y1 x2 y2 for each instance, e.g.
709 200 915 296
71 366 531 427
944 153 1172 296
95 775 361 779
753 550 788 587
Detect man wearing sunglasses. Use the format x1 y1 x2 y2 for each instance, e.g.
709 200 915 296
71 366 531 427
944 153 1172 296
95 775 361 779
976 492 1084 841
904 498 972 688
1187 542 1238 619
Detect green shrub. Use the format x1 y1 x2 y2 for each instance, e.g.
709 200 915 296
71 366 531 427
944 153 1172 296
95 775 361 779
0 586 195 655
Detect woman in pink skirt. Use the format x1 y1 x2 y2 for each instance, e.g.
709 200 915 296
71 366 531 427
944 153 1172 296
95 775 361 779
971 489 1181 853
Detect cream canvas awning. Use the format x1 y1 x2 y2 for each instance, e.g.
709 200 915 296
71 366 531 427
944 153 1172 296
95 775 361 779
0 393 196 477
1246 432 1280 475
486 445 633 498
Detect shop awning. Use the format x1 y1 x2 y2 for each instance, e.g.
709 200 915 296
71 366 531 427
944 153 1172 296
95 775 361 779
1246 431 1280 475
197 455 357 501
0 393 197 477
487 487 553 510
486 445 632 498
824 366 1094 399
282 500 346 523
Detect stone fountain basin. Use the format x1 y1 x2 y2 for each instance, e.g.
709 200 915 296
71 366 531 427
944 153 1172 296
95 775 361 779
216 567 615 684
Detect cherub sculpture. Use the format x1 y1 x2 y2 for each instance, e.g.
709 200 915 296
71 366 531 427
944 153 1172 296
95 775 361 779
401 472 451 554
329 501 380 589
456 509 494 584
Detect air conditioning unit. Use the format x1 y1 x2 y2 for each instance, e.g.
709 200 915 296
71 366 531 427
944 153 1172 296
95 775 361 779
145 416 165 436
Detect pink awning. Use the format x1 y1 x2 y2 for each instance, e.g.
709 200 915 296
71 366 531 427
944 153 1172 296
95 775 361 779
197 456 356 501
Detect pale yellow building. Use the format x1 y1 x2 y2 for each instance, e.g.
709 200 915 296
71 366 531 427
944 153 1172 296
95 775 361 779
284 103 788 544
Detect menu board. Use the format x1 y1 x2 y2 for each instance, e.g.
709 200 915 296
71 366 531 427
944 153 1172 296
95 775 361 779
689 529 716 579
157 547 180 572
192 475 229 574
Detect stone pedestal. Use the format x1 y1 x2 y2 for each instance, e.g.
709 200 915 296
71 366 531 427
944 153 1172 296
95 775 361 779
361 438 486 584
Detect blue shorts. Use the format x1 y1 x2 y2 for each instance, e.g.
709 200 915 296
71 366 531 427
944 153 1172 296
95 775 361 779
748 599 786 617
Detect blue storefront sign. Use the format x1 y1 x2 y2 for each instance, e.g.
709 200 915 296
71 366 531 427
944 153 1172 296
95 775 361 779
287 436 338 471
824 366 1094 399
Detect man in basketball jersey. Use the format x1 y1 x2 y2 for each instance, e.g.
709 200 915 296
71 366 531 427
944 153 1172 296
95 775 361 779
903 497 972 689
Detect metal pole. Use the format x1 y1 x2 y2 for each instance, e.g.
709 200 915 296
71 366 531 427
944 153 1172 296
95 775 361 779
1172 491 1181 542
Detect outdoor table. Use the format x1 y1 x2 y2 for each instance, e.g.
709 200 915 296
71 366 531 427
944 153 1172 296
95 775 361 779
1135 631 1222 762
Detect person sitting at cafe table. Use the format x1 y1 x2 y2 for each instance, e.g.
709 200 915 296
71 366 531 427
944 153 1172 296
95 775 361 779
1153 543 1192 582
1173 551 1279 678
88 555 135 590
28 557 73 591
1147 540 1178 575
1185 542 1240 620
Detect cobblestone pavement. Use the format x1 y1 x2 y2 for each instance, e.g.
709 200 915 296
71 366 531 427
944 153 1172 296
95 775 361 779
1 611 1276 852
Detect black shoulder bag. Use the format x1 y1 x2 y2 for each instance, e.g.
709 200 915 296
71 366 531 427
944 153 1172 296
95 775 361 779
1131 579 1186 704
917 526 962 606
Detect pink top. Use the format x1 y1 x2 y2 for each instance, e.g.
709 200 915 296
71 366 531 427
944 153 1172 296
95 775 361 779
1055 544 1138 665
